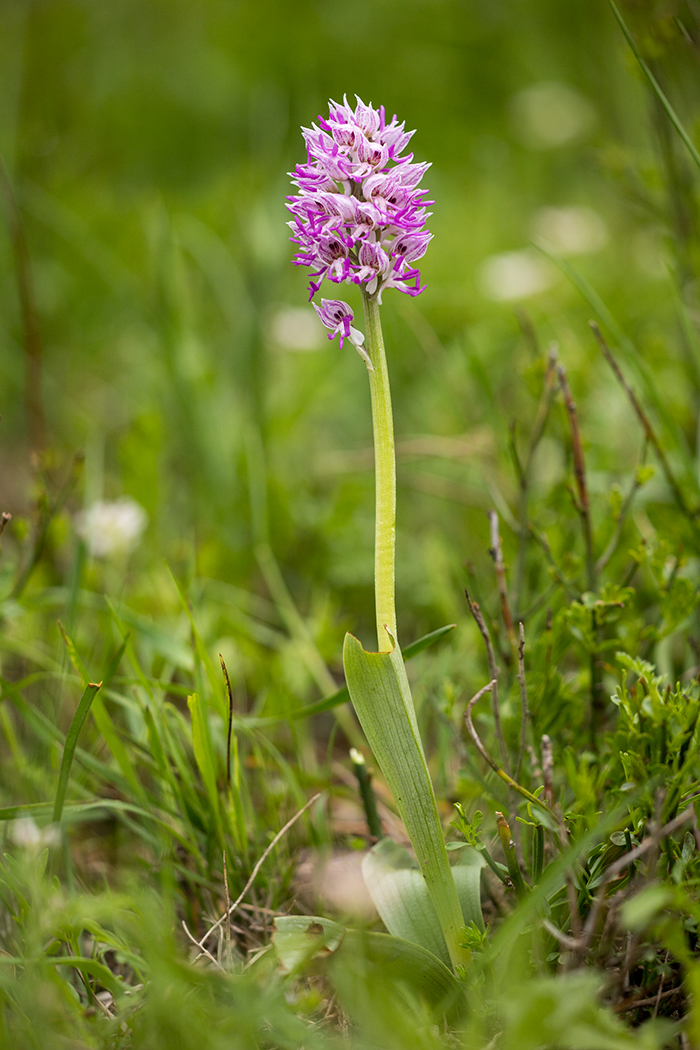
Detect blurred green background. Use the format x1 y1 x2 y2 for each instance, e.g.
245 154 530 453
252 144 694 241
0 0 697 652
2 9 700 1042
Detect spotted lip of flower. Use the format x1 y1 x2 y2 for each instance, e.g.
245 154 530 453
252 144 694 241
313 299 365 352
287 95 432 304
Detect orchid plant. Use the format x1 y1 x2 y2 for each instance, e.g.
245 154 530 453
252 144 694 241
277 97 482 981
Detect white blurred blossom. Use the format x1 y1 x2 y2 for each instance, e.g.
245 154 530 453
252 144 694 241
11 817 60 849
511 82 596 149
478 249 554 301
269 306 325 351
532 206 608 255
76 498 147 558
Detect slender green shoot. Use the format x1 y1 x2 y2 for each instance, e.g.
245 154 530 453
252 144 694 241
53 681 102 823
350 747 383 839
344 290 469 970
610 1 700 174
361 287 397 652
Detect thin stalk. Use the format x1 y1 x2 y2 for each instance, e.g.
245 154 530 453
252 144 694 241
0 155 47 452
464 589 508 771
513 345 558 613
480 846 509 884
222 851 232 968
532 824 545 883
590 321 698 523
352 288 468 970
219 655 235 789
350 747 383 840
610 1 700 174
557 365 595 593
541 734 554 809
361 288 397 652
515 622 530 782
464 681 550 815
496 812 528 900
488 510 517 658
528 525 580 599
11 454 83 601
558 364 602 736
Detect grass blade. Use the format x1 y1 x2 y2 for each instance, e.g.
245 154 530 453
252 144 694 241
53 681 102 823
535 243 696 480
187 692 223 839
610 0 700 173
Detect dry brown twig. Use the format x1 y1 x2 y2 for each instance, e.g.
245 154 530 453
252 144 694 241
557 363 596 593
513 343 559 614
195 792 322 953
549 807 698 964
590 320 697 524
515 622 529 781
487 510 517 656
464 682 549 813
557 363 604 739
541 735 554 810
181 921 223 970
613 984 683 1014
465 590 508 771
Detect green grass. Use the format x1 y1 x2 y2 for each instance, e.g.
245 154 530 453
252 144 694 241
1 0 700 1045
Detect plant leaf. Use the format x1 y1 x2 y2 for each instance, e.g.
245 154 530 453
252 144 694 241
342 633 467 967
53 681 102 823
362 839 451 966
453 849 486 933
287 623 456 720
273 914 346 971
362 839 485 968
187 693 223 837
273 914 463 1016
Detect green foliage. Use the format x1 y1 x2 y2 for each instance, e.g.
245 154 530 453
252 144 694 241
1 0 700 1044
451 804 484 850
343 633 468 967
273 913 463 1019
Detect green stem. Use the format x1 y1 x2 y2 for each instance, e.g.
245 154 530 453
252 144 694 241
532 824 544 884
496 812 528 901
350 747 383 840
347 288 469 971
361 288 397 653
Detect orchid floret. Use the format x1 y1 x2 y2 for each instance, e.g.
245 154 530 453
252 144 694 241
313 299 372 368
287 96 432 306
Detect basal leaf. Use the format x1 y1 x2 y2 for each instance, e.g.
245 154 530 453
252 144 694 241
343 633 467 968
273 914 463 1016
362 839 485 968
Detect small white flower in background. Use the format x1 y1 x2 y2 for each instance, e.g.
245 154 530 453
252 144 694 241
478 249 554 302
11 817 60 850
511 82 596 149
76 498 147 558
532 206 608 256
269 306 325 351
